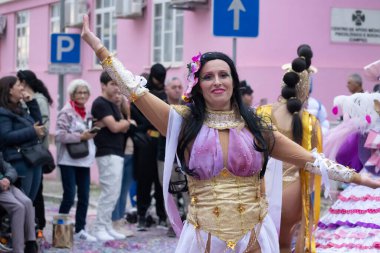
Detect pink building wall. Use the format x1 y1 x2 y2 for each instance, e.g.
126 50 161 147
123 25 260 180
0 0 379 182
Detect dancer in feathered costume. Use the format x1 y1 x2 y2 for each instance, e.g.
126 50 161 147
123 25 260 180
315 60 380 252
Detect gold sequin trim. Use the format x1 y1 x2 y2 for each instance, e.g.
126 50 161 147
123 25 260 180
220 169 229 178
171 105 191 118
227 241 236 250
101 56 113 66
191 196 198 205
204 108 245 130
213 207 220 217
237 204 246 214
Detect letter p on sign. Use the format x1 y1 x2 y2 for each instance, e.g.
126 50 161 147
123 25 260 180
51 33 81 64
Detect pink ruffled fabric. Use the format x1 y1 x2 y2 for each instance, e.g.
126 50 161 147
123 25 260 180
315 170 380 252
316 229 380 240
339 194 380 202
317 242 380 250
329 208 380 214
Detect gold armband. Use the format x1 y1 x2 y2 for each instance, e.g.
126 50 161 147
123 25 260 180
95 45 109 61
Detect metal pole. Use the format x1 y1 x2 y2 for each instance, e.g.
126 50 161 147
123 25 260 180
58 0 65 110
232 37 237 64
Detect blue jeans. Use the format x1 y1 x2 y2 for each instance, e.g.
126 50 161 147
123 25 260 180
58 165 90 233
112 154 134 221
11 159 42 202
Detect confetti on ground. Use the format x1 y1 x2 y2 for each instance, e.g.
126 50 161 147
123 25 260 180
40 203 178 253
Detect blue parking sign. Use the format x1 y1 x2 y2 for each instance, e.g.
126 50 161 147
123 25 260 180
51 33 81 63
213 0 259 37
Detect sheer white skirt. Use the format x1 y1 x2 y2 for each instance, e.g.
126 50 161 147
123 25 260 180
175 216 279 253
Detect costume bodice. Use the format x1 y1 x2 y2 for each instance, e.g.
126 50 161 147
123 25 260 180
189 125 263 180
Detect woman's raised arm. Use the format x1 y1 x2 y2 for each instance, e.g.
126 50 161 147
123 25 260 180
81 14 170 135
270 131 380 189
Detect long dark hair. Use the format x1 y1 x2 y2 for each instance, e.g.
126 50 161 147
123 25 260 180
0 76 23 115
281 45 313 145
177 52 273 178
17 70 53 105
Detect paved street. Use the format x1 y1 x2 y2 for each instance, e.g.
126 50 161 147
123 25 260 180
39 179 178 253
37 178 338 253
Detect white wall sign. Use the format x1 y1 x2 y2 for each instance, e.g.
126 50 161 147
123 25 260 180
48 64 81 74
331 8 380 45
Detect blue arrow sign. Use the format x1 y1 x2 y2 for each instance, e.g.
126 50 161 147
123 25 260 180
213 0 259 37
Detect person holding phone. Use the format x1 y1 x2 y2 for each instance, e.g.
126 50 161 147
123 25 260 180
55 79 97 241
17 69 53 238
0 76 44 201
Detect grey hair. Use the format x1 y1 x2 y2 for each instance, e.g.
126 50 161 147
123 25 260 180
349 73 363 86
165 77 182 86
67 79 91 97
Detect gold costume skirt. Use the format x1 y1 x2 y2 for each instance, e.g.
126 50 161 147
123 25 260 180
187 169 268 248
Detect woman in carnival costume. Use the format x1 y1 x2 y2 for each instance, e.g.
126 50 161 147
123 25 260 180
315 60 380 253
257 45 323 253
81 16 380 252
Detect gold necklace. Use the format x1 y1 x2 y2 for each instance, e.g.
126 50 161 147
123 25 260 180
204 108 245 130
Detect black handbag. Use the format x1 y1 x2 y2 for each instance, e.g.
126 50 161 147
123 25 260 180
66 141 89 159
168 166 188 194
19 143 54 168
42 148 56 174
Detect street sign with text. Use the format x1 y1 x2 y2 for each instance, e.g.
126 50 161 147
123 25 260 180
213 0 259 37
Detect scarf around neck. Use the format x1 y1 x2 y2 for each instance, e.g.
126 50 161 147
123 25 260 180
70 100 86 119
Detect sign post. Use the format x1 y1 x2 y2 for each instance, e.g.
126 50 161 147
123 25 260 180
59 0 65 110
213 0 259 63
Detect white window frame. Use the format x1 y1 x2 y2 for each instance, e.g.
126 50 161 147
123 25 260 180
152 0 184 67
16 10 29 70
94 0 116 66
50 3 60 34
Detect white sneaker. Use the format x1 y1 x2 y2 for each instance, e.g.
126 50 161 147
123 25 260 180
112 220 134 237
74 229 98 242
107 227 126 240
94 229 115 241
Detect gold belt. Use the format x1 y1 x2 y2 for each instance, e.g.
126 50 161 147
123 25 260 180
147 130 160 138
187 169 267 248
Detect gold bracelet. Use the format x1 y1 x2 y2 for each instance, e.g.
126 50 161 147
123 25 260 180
95 46 107 59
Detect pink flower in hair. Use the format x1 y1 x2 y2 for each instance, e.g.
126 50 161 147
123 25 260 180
183 52 202 102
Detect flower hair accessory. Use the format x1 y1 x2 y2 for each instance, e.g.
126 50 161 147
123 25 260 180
182 52 202 102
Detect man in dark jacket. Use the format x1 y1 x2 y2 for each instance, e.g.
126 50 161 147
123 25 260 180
132 63 167 231
0 152 37 253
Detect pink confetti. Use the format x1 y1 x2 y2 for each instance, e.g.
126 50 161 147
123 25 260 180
332 106 338 115
366 114 372 124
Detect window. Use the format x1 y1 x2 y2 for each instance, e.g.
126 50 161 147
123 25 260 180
50 3 60 33
95 0 116 64
153 0 183 65
16 11 29 69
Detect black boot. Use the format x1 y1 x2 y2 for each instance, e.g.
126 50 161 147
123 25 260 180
137 216 147 231
24 241 38 253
